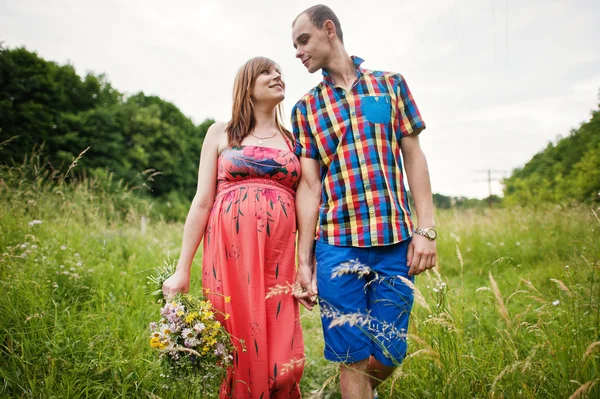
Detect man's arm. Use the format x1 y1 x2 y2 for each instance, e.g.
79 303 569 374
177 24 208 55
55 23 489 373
294 157 321 310
400 133 437 276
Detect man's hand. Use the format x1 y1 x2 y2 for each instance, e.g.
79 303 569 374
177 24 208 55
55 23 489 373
293 263 318 310
407 235 437 276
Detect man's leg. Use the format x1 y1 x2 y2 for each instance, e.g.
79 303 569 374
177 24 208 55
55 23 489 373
315 241 375 397
367 240 414 386
367 356 396 389
340 358 373 399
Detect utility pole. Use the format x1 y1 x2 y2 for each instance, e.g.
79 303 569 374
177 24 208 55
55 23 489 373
474 169 505 207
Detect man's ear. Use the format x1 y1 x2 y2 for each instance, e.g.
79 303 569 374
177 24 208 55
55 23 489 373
324 20 337 41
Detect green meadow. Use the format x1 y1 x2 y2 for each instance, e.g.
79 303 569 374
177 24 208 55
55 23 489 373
1 156 598 398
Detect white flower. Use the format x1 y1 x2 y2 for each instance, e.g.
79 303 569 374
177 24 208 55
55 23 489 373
60 245 67 251
432 288 439 293
182 328 196 339
184 337 201 347
193 322 206 333
552 300 560 306
161 324 175 335
28 220 43 227
516 241 521 246
565 265 569 269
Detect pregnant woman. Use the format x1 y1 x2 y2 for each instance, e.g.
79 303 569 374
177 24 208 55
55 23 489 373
162 57 304 398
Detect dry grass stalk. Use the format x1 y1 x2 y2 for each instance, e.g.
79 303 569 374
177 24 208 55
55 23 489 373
60 145 91 185
583 341 600 362
550 278 573 297
519 278 544 296
265 282 295 299
569 379 598 399
456 244 464 271
489 271 513 329
396 275 431 312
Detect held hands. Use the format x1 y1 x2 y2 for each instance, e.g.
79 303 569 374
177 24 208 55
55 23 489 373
162 269 191 300
293 263 318 311
407 234 438 276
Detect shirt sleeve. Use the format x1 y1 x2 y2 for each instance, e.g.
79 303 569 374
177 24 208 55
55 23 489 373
291 100 319 159
395 74 426 137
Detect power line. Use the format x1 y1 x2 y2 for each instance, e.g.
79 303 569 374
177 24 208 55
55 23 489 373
474 169 506 207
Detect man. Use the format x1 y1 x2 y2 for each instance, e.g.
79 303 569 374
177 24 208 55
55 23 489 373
291 5 438 398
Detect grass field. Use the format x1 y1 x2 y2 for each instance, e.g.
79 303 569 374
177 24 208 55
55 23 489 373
1 158 598 398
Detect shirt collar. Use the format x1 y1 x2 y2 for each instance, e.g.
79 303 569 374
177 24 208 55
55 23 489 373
322 55 365 85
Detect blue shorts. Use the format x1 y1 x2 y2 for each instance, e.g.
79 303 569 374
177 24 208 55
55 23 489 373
315 239 414 367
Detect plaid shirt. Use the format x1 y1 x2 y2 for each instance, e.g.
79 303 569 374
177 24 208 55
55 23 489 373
292 56 426 247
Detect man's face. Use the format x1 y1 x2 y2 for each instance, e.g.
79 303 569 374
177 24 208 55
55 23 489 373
292 13 331 74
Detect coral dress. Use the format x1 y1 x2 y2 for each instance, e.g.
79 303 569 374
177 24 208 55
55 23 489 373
202 142 304 399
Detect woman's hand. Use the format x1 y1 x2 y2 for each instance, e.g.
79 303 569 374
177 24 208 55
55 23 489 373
162 270 191 299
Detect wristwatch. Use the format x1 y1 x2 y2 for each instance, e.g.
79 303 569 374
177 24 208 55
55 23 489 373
414 227 437 241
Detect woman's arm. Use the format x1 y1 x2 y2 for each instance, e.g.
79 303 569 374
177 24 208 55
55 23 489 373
162 122 226 298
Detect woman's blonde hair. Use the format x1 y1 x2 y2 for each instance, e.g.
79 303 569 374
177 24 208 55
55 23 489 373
227 57 293 147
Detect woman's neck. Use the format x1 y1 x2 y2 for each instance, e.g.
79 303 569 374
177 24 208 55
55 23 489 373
252 105 279 132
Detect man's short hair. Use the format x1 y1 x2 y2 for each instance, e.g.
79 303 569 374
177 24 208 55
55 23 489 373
297 4 344 44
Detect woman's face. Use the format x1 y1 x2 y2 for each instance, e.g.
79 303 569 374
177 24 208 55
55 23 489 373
250 64 285 106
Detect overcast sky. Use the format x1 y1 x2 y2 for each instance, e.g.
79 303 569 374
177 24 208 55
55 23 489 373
2 0 599 198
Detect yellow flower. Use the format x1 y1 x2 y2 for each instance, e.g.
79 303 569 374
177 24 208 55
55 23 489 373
176 310 184 317
150 337 161 348
185 311 198 324
224 313 230 320
225 296 231 303
204 288 210 294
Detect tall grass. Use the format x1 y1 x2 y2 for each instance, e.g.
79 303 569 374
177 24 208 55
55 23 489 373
0 155 598 398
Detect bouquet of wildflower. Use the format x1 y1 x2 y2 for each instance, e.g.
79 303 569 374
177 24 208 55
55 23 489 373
147 260 241 395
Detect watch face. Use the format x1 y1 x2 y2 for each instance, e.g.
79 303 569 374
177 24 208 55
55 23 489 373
427 229 437 239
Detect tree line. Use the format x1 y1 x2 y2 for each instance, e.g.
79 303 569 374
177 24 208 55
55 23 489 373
0 45 213 218
503 97 600 205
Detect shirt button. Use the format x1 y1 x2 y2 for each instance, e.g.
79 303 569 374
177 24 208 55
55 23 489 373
355 134 360 139
351 111 356 116
365 184 371 189
360 159 366 164
370 209 375 214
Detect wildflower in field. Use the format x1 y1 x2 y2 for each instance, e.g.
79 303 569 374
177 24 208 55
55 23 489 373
148 293 240 383
28 220 42 227
552 300 560 306
60 245 66 250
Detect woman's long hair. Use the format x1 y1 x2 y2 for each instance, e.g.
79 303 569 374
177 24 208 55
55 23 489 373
227 57 293 147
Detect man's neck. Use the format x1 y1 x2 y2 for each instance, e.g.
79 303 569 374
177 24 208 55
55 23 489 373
323 48 357 92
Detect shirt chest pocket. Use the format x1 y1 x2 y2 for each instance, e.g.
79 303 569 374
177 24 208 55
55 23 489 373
360 95 391 124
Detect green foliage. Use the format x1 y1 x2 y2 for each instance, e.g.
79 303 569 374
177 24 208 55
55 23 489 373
503 97 600 205
0 45 214 212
